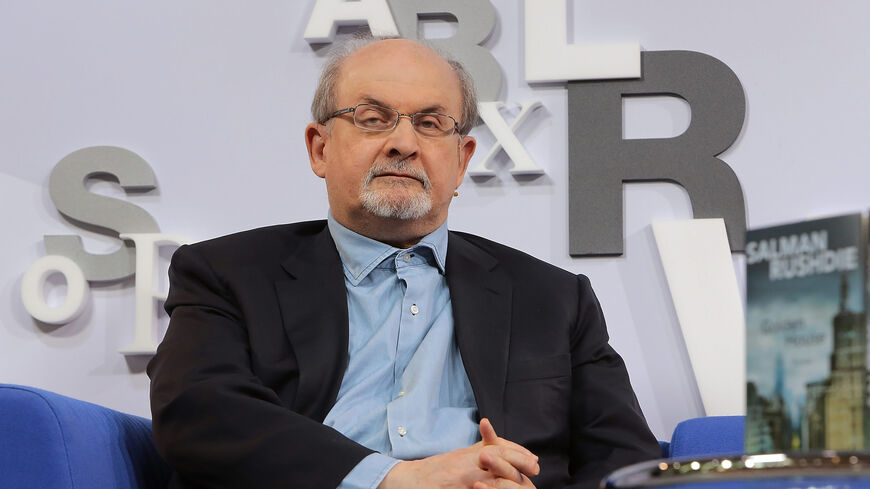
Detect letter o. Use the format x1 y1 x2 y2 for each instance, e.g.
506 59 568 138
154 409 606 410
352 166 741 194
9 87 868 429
21 255 90 324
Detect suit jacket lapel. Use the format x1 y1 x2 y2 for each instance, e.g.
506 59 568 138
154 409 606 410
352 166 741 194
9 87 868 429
276 226 349 421
446 232 512 434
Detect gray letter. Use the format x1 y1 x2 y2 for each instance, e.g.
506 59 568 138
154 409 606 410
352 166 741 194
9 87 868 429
567 50 746 256
46 146 159 282
387 0 502 103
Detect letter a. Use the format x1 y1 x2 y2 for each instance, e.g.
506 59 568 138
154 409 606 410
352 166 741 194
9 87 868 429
304 0 399 43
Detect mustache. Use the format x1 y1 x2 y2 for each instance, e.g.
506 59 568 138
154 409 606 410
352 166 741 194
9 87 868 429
364 157 431 190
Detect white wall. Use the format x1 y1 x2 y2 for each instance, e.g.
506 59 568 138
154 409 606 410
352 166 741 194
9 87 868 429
3 0 869 441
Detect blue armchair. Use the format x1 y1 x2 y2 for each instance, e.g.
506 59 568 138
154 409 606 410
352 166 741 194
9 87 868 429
0 383 745 488
0 384 170 489
665 415 745 458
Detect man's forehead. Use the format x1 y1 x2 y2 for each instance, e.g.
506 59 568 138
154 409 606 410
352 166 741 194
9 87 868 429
341 41 456 79
348 38 445 64
335 40 463 111
357 95 448 114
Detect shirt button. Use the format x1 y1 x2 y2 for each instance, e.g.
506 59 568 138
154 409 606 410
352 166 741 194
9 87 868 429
410 304 419 315
397 426 407 437
398 390 406 398
402 254 411 262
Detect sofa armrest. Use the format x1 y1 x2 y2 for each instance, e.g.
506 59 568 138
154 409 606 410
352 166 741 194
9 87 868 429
0 384 170 489
668 415 745 458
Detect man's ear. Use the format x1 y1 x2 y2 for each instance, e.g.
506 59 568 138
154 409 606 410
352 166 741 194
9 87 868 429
305 122 328 178
455 135 476 187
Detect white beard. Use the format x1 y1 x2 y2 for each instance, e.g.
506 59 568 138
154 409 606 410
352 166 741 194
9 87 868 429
359 159 432 220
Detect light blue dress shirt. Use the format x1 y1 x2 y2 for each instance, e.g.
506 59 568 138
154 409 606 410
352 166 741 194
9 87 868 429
324 214 479 489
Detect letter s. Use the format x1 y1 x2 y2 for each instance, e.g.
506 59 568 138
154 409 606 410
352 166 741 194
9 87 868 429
45 146 159 282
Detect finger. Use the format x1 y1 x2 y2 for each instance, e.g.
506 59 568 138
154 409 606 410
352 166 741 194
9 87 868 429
472 476 529 489
478 420 537 460
490 437 537 460
480 418 499 445
479 447 521 482
480 445 540 477
480 447 539 481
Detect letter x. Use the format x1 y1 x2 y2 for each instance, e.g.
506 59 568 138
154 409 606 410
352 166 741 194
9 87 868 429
468 101 544 177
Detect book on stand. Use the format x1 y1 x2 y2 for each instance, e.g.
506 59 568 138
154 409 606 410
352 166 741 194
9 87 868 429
745 213 868 452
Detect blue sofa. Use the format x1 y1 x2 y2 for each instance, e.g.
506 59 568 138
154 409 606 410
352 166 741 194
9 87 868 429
662 415 745 458
0 383 745 488
0 384 170 489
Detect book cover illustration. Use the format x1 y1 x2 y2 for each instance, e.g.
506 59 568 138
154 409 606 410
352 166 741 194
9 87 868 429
745 213 868 453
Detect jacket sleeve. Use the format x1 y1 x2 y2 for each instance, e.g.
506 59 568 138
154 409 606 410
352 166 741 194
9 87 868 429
147 244 373 489
565 275 661 488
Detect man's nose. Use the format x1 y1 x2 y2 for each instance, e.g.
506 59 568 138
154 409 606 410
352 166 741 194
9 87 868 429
384 116 420 158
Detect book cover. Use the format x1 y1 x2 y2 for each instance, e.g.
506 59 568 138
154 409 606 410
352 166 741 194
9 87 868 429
745 213 868 452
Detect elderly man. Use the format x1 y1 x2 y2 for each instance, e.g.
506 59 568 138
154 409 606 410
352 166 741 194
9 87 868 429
148 38 659 489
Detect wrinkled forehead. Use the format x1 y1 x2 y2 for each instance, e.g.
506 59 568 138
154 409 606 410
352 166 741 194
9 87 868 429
335 39 463 114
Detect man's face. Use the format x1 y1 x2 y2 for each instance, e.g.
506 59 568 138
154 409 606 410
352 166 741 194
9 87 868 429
305 39 476 243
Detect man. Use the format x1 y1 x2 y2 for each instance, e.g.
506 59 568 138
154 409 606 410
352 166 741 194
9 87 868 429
148 37 660 489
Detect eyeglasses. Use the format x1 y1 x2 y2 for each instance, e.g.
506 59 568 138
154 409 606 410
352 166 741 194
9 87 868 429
320 103 460 139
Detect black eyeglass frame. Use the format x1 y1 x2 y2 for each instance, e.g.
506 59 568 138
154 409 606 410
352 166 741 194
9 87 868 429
319 103 461 139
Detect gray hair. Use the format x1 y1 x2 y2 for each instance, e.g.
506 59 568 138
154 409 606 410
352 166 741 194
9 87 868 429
310 36 479 136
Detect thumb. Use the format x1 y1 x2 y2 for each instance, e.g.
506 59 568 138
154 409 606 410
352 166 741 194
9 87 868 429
479 417 498 445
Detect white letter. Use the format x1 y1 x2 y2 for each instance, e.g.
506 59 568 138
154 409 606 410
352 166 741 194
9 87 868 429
304 0 399 43
118 233 194 355
21 255 90 324
652 219 745 416
469 101 545 177
524 0 641 82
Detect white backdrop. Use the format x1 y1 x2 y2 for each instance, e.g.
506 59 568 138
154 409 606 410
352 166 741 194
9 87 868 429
3 0 870 441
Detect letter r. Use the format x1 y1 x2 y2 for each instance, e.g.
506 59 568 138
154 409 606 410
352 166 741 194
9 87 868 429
567 50 747 256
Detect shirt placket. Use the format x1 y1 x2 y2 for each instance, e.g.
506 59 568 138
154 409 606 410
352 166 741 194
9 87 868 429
386 249 429 456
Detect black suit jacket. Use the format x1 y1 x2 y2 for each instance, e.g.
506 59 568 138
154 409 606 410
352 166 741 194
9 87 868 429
147 220 659 489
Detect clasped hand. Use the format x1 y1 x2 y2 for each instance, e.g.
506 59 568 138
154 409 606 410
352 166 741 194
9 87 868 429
379 418 539 489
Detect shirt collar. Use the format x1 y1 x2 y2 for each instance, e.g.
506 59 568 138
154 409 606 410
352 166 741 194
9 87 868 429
327 212 448 285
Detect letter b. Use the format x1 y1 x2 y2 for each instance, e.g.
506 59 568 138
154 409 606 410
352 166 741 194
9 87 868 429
387 0 502 102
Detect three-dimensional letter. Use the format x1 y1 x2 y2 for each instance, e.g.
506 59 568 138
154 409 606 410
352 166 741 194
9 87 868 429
567 51 746 256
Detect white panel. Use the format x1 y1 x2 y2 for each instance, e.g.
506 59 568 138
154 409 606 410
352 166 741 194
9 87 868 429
652 219 746 416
